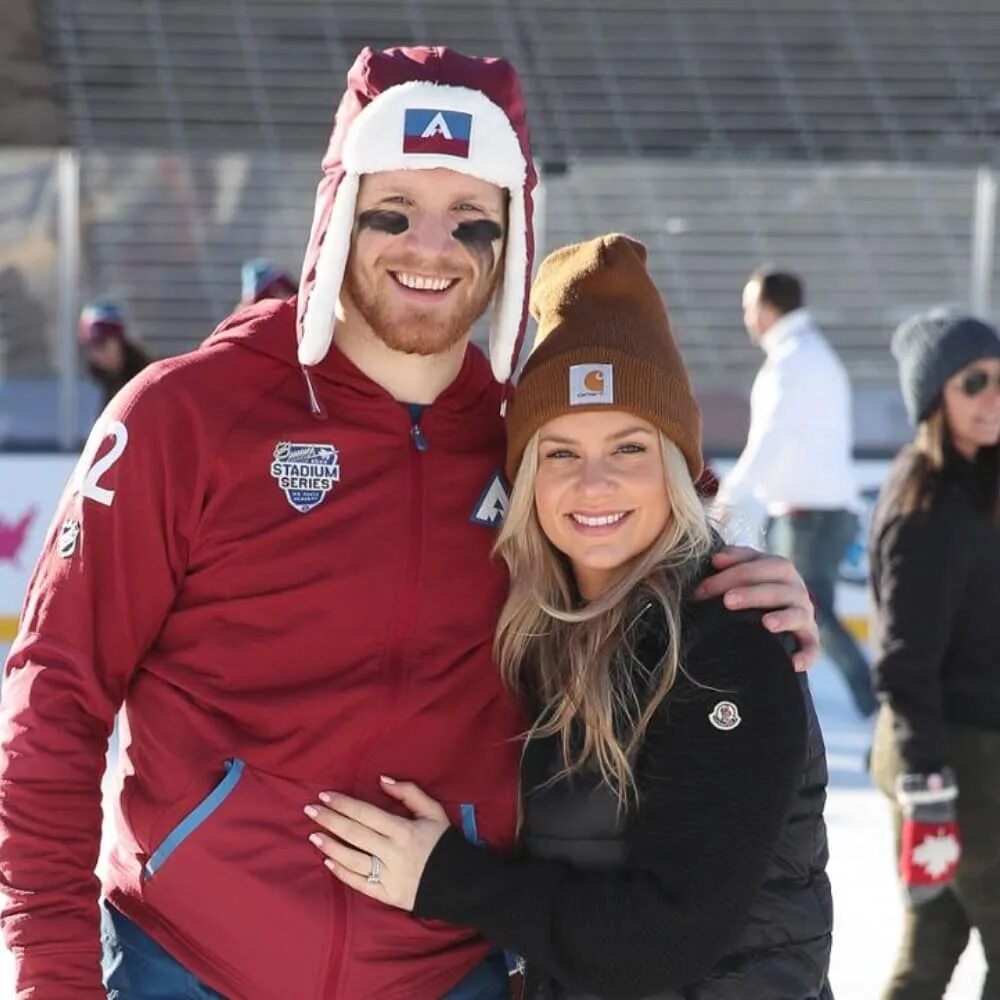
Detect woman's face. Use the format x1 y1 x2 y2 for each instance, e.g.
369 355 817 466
942 357 1000 458
533 410 671 600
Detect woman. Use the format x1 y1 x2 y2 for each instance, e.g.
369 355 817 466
869 309 1000 1000
307 235 833 999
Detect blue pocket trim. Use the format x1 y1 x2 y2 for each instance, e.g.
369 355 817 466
143 758 245 880
460 803 482 845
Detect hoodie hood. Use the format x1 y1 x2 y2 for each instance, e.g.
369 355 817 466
295 45 537 384
207 297 300 363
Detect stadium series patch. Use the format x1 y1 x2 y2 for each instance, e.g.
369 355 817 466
270 442 340 513
403 109 472 157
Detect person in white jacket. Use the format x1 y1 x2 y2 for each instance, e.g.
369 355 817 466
717 268 877 719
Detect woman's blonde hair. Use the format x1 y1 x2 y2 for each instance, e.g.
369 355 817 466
494 429 714 809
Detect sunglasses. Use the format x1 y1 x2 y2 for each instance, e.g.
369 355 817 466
957 368 1000 397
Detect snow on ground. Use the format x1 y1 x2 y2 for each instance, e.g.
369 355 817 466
0 647 987 998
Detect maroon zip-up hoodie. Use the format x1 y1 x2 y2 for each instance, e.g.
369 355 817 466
0 299 524 998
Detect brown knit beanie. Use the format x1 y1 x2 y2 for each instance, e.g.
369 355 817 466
505 233 702 482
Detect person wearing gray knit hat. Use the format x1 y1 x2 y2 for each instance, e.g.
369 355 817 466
891 308 1000 426
870 306 1000 999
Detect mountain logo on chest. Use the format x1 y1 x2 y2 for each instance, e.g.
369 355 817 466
471 471 510 527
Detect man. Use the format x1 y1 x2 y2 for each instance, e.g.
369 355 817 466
78 298 153 413
717 267 877 719
0 48 818 1000
239 258 297 307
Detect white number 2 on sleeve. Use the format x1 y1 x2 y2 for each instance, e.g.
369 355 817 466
74 420 129 507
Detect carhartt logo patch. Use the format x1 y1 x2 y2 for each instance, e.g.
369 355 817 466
270 442 340 513
708 701 741 731
403 108 472 158
569 364 614 405
471 471 509 527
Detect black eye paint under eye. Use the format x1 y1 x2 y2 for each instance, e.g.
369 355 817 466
357 210 409 235
453 220 503 270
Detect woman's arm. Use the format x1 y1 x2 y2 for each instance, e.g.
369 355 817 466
412 620 807 998
873 502 971 772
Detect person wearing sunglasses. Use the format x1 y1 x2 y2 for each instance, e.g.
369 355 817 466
869 309 1000 999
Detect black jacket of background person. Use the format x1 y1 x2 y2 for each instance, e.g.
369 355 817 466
414 597 834 1000
871 445 1000 773
89 339 153 412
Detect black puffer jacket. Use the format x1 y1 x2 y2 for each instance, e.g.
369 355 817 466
871 445 1000 771
414 598 833 999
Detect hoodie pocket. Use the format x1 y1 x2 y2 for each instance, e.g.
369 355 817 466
450 794 517 854
137 761 335 1000
143 758 245 881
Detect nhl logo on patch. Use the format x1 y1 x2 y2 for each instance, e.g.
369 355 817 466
270 442 340 514
58 518 81 558
708 700 741 731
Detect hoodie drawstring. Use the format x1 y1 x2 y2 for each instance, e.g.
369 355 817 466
301 367 327 419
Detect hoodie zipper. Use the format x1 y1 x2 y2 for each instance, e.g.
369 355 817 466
410 420 429 452
328 409 428 998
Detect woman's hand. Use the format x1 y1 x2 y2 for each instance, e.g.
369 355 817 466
691 546 819 671
305 776 449 911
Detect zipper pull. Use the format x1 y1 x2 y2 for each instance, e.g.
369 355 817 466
410 422 428 452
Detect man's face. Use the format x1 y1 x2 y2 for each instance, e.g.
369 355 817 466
342 168 507 356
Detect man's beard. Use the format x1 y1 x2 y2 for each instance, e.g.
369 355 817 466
344 267 498 356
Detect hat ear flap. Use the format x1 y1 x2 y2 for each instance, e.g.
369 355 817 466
298 173 360 367
489 186 531 382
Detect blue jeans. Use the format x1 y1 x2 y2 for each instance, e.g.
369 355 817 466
101 901 225 999
766 508 878 718
101 900 509 999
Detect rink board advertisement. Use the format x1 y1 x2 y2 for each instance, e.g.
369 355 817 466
1 454 891 646
0 455 77 641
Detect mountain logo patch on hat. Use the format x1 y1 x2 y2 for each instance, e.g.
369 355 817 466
403 109 472 157
569 364 614 406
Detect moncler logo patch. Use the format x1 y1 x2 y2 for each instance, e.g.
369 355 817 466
708 700 741 731
58 518 81 559
270 442 340 513
569 364 614 406
471 471 510 527
403 108 472 158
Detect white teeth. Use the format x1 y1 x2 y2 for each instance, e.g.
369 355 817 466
571 512 627 527
394 272 453 291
